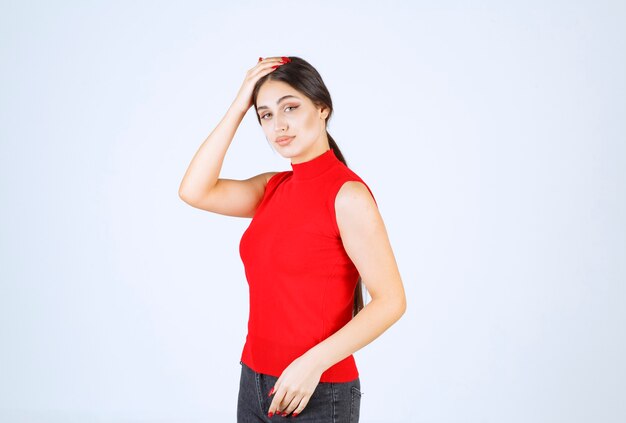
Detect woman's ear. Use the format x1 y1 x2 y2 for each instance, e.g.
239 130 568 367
318 105 330 120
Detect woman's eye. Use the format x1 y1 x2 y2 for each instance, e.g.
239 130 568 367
261 105 298 120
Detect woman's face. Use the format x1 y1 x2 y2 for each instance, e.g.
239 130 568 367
256 80 329 163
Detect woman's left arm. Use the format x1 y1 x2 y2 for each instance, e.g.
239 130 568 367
266 181 407 418
305 180 407 371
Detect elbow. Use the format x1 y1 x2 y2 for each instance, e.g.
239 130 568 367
178 188 197 206
178 181 188 200
393 294 407 320
178 188 190 203
376 296 406 320
396 298 407 319
178 182 215 204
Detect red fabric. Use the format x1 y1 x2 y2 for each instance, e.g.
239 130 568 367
238 148 377 382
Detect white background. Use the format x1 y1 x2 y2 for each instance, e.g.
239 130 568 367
1 1 624 422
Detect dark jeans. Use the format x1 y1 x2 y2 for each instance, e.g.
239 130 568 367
237 360 362 423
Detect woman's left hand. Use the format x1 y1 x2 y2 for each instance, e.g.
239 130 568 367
267 353 325 418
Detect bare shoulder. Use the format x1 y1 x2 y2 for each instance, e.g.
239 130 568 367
245 170 281 193
334 180 380 234
335 180 377 210
264 171 281 185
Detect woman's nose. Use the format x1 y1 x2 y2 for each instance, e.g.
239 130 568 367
274 117 288 132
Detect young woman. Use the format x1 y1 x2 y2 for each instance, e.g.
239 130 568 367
179 56 406 422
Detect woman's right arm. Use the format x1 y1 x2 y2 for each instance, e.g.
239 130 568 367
178 102 277 218
178 57 285 218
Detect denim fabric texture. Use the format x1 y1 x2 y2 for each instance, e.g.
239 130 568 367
237 360 362 422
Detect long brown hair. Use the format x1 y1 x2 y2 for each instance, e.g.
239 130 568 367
251 56 366 317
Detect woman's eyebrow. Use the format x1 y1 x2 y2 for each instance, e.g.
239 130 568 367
257 95 301 111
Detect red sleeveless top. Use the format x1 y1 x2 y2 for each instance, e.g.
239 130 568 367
238 148 377 382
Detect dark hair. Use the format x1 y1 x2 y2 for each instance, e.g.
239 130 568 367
251 56 365 318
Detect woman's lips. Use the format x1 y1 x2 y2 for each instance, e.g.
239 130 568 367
276 136 294 145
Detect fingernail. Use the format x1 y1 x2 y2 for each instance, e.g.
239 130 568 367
281 56 291 63
258 57 263 62
268 411 274 417
271 65 280 69
268 387 274 396
292 412 298 417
